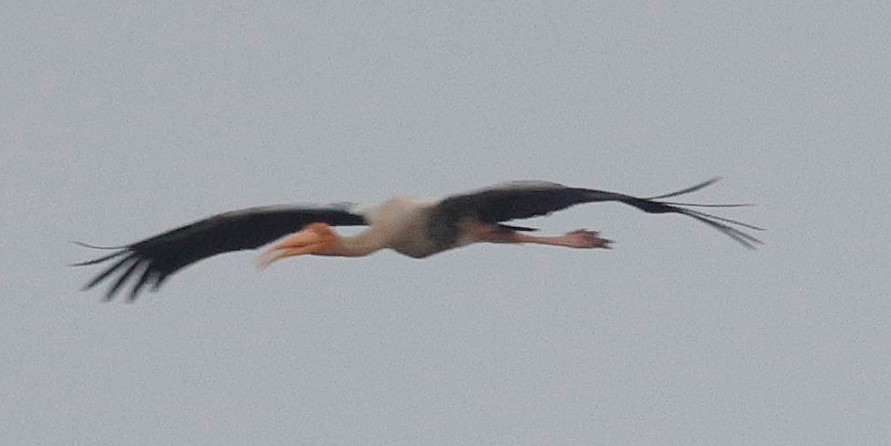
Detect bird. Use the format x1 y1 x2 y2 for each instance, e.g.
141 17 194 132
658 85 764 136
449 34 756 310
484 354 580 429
75 178 761 301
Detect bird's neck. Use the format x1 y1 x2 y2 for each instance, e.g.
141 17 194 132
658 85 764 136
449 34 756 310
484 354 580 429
323 230 385 257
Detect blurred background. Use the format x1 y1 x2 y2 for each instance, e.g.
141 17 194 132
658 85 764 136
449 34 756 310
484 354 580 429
2 2 889 444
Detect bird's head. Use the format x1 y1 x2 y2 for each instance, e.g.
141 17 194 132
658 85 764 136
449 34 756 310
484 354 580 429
256 222 339 268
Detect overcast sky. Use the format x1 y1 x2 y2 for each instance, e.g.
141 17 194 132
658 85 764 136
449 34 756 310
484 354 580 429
3 2 890 445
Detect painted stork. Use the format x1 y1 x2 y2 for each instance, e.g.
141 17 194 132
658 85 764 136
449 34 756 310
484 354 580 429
76 178 761 300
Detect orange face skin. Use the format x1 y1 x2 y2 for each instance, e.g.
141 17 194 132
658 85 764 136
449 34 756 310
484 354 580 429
256 223 339 268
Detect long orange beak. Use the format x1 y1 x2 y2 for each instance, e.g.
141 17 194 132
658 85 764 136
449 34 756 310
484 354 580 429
256 223 336 268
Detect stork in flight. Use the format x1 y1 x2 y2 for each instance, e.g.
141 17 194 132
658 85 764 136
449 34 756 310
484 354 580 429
76 178 761 300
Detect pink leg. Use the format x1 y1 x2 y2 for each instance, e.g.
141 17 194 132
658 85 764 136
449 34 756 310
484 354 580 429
475 225 612 249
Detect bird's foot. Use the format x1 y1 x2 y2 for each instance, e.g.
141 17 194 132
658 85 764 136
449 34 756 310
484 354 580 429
565 229 612 249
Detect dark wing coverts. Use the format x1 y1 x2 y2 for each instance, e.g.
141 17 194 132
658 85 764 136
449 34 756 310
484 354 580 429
430 178 761 249
76 205 366 300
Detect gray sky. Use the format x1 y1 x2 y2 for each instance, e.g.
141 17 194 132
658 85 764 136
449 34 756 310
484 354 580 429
3 1 890 444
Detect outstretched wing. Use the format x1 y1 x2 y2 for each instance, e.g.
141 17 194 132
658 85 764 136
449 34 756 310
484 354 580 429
434 178 762 248
75 204 367 301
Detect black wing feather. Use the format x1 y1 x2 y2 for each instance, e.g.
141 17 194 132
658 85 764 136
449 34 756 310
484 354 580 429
75 205 367 301
435 179 762 248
